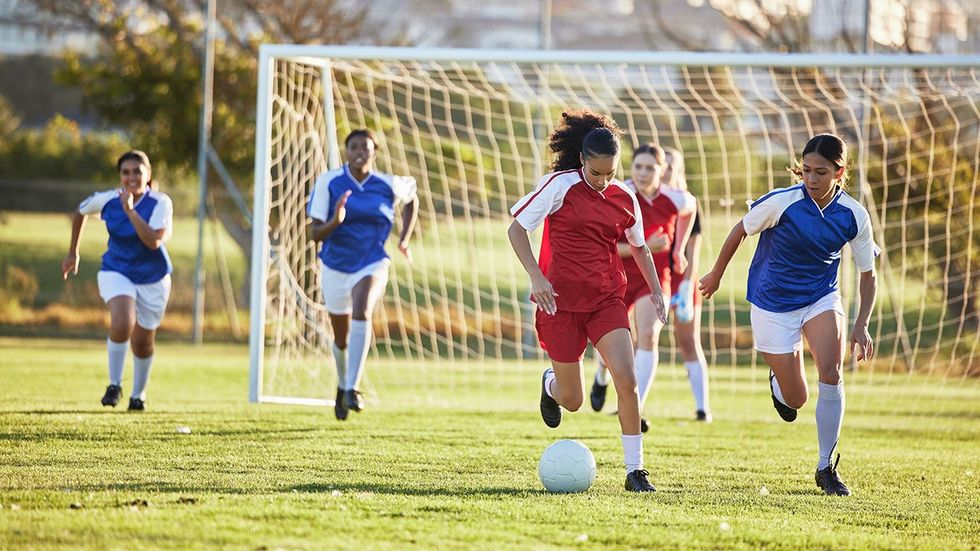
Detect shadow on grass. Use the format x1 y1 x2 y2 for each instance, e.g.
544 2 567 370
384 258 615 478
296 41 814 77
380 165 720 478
289 482 540 498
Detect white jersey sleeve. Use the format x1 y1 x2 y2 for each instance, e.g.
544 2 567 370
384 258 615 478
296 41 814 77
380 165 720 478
622 183 646 248
148 192 174 240
78 190 118 218
510 172 571 233
841 196 880 273
741 185 804 236
388 175 418 205
663 187 696 216
306 172 334 222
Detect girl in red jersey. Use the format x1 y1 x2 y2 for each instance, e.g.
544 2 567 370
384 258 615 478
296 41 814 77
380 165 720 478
508 111 667 492
588 144 696 432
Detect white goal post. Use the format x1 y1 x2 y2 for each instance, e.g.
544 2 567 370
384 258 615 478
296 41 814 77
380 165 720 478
250 45 980 406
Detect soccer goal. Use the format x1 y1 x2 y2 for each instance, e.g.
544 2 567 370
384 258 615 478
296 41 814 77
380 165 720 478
250 45 980 407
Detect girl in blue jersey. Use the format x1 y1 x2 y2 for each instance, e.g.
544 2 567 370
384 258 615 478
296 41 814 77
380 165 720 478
307 129 418 421
63 150 174 411
699 134 879 496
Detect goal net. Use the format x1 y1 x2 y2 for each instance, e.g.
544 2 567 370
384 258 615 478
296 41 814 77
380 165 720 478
250 46 980 408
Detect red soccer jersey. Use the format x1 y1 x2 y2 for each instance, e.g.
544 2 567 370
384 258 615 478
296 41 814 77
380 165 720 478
511 169 645 312
621 181 695 299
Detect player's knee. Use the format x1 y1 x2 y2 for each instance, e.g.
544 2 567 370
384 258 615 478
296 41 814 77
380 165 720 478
785 392 808 409
612 370 637 393
108 318 134 340
634 330 655 349
819 369 842 385
563 395 583 412
132 342 154 358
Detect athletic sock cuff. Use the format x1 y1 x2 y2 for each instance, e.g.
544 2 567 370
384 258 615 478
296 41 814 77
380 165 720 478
818 381 844 400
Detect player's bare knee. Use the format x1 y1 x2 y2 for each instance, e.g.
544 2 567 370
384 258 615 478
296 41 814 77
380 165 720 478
634 331 655 350
819 368 842 385
563 395 583 412
786 392 808 409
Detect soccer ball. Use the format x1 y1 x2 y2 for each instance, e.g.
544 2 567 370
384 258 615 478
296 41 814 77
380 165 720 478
538 439 597 493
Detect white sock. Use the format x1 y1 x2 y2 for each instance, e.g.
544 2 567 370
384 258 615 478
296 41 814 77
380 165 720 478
594 356 611 386
131 355 153 400
621 434 643 474
635 349 657 408
332 342 347 390
345 320 371 390
107 338 129 386
816 381 845 470
544 368 557 399
685 357 710 412
770 371 790 408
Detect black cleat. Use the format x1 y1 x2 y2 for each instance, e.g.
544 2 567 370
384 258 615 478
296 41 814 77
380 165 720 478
640 417 650 433
127 397 145 411
539 369 562 428
590 380 608 412
625 469 656 492
769 372 797 422
342 389 364 412
696 410 713 423
101 385 122 407
334 387 349 420
815 454 851 496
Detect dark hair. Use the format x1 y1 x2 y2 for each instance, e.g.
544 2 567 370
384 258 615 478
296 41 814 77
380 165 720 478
345 128 378 149
549 109 621 171
789 133 849 185
116 150 153 188
632 142 665 165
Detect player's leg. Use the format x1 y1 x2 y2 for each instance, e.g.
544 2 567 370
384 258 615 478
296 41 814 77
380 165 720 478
751 304 807 421
98 271 137 407
633 294 666 415
675 301 711 421
322 264 354 419
342 262 390 412
590 351 611 412
125 275 171 411
536 310 588 428
594 328 655 492
802 296 850 495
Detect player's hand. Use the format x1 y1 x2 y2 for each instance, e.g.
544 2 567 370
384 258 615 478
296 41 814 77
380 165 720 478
62 253 79 280
850 324 874 361
397 240 413 264
672 250 688 275
530 273 559 315
118 189 135 212
646 230 670 253
650 293 668 324
331 190 352 225
698 270 721 299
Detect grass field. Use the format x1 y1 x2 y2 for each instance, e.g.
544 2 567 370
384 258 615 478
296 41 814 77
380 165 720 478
1 337 978 549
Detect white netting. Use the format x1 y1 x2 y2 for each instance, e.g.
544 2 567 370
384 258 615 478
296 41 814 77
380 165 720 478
252 48 980 407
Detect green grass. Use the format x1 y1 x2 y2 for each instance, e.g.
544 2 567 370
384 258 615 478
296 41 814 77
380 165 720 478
1 337 978 549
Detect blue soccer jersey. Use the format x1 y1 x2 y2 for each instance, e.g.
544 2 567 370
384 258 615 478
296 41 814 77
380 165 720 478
307 164 417 273
78 188 174 284
742 183 879 313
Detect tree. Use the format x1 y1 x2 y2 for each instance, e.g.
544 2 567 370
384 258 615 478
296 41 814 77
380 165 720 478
17 0 409 303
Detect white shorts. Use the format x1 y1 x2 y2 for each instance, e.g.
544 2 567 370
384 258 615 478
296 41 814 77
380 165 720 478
750 291 844 354
320 259 390 315
97 271 172 330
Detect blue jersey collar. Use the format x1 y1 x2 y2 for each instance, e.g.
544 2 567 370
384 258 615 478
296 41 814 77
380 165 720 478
800 183 843 216
343 164 373 189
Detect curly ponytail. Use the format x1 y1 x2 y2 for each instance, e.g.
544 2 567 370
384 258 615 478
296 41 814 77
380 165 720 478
549 109 622 172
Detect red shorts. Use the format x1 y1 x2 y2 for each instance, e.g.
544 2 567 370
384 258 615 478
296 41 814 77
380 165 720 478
670 271 702 306
624 271 670 308
535 298 630 363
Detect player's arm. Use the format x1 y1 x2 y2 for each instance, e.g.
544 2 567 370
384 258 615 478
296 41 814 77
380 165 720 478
672 211 694 274
396 195 418 258
629 243 667 324
507 220 557 315
62 209 88 280
698 220 747 299
682 231 702 282
310 190 352 242
120 191 166 250
850 269 878 361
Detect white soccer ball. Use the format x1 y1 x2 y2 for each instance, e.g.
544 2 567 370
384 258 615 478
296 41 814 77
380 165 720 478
538 439 597 493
